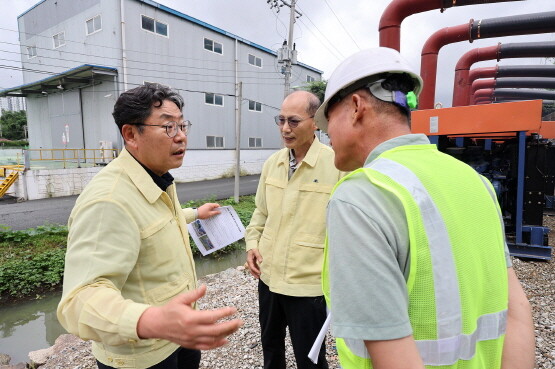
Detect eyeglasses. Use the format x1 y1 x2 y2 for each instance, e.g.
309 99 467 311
135 120 192 138
274 115 314 128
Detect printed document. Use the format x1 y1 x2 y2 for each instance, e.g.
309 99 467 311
187 206 246 256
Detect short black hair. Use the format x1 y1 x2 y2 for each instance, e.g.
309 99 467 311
112 83 184 134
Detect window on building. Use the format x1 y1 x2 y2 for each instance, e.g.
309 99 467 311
53 32 65 48
248 100 262 112
27 46 37 58
206 136 224 148
306 75 315 83
205 93 224 106
248 54 262 67
86 15 102 35
249 137 262 148
141 15 168 36
204 38 223 54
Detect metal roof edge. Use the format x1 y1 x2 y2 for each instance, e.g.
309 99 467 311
17 0 47 19
0 64 118 95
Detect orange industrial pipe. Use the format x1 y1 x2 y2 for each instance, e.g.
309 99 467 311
474 88 495 101
419 24 471 109
472 78 496 95
379 0 443 51
469 66 498 87
453 45 499 106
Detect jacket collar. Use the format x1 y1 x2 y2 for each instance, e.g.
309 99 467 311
118 147 165 204
278 135 321 168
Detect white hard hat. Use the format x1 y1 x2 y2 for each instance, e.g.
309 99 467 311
314 47 423 133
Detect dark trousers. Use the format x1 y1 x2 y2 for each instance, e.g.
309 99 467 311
96 347 201 369
258 280 329 369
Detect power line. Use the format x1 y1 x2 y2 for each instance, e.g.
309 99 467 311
295 4 345 60
0 26 278 69
322 0 361 50
0 52 287 84
0 63 287 113
0 41 285 76
0 63 289 96
296 17 343 62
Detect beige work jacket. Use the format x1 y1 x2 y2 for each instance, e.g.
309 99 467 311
57 148 197 368
246 137 343 296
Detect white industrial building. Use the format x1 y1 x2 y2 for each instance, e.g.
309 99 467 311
0 0 322 188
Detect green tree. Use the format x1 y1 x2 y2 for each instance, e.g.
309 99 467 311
304 80 327 103
0 110 27 140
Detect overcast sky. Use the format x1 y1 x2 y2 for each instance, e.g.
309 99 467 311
0 0 554 106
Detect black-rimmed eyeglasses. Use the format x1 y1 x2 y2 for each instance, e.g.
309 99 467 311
135 120 192 138
274 115 314 129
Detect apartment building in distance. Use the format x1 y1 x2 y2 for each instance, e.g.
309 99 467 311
0 96 27 115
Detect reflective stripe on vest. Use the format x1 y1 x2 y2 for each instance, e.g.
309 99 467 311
340 158 507 366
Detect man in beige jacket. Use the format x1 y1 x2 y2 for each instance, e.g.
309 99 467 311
58 83 243 369
246 91 343 369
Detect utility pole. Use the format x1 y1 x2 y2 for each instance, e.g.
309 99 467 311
269 0 301 97
284 0 296 97
234 81 242 203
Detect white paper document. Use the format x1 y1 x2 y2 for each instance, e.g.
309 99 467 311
187 206 246 256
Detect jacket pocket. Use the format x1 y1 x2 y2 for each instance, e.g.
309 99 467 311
285 234 324 285
145 273 191 304
296 183 332 240
265 177 286 212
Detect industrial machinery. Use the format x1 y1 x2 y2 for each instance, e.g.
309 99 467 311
411 100 555 260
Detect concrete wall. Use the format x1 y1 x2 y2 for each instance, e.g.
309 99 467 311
6 149 275 200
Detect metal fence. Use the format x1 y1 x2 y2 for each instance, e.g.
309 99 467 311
0 148 119 169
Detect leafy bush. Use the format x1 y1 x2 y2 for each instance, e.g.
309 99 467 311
0 140 28 148
0 197 256 299
0 248 65 298
0 224 67 243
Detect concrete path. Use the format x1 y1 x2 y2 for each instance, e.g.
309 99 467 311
0 175 260 230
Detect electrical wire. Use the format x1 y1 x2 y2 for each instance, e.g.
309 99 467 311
0 26 278 69
0 52 287 84
295 4 345 59
321 0 361 50
0 41 287 76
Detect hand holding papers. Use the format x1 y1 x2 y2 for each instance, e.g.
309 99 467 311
187 206 246 256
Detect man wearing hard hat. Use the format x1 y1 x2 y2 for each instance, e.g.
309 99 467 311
314 48 534 369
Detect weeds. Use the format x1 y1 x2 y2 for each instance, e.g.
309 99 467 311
0 196 256 299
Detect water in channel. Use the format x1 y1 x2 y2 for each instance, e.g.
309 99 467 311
0 248 247 364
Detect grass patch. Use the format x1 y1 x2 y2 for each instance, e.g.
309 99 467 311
0 224 68 301
0 196 256 300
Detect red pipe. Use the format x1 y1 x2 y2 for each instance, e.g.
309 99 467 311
452 45 500 106
420 23 471 109
421 11 555 108
468 66 498 87
471 79 496 103
471 78 496 94
474 88 495 101
379 0 443 51
475 97 493 104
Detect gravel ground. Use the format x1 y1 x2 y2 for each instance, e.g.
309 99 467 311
17 215 555 368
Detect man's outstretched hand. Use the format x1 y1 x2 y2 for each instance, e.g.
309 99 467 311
137 285 243 350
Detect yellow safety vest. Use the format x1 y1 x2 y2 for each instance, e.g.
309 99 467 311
323 144 508 368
